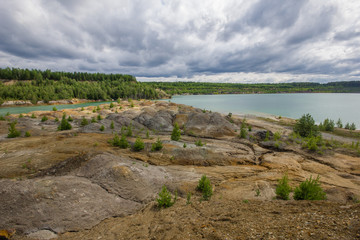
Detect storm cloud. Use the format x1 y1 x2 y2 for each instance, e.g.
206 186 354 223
0 0 359 83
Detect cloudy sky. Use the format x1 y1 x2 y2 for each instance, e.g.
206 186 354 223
0 0 359 83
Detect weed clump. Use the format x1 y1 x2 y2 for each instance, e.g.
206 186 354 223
111 134 129 149
293 175 326 200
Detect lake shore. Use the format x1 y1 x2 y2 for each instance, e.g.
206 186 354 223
1 99 359 239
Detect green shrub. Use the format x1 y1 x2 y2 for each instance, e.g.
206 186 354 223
186 192 192 205
319 118 334 132
100 125 105 131
58 115 72 131
146 130 150 139
195 139 204 146
264 131 270 141
171 123 181 141
80 117 89 126
239 121 248 139
197 175 213 200
126 125 133 137
25 131 31 137
19 113 23 118
96 106 101 111
151 138 163 151
304 135 323 152
157 185 176 208
91 117 97 123
293 176 326 200
294 113 319 137
110 121 114 129
81 107 84 111
41 116 48 122
133 137 145 151
53 106 57 111
109 102 114 108
350 123 356 131
7 121 21 138
0 115 5 121
31 113 36 119
111 134 129 149
67 116 73 122
97 114 102 121
273 131 281 141
55 117 59 122
183 143 187 148
336 118 343 128
275 174 292 200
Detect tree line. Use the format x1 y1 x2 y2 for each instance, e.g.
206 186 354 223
0 68 159 103
143 81 360 95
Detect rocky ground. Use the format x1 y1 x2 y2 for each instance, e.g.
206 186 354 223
0 100 359 240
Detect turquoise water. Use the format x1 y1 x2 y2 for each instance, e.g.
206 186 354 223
0 101 110 115
170 93 360 129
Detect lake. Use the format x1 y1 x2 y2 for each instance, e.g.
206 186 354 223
169 93 360 129
0 101 110 115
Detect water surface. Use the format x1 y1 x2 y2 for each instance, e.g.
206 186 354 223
170 93 360 129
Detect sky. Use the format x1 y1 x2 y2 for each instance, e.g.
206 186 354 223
0 0 360 83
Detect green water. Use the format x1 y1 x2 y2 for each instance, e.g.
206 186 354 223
170 93 360 129
0 101 111 115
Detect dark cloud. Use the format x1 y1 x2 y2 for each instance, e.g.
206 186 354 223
0 0 359 83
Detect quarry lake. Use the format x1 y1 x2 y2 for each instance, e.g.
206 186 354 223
1 93 359 129
170 93 360 129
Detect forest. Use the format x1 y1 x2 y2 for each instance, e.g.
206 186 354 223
143 81 360 95
0 68 159 103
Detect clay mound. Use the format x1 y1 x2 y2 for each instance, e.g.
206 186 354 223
184 112 237 138
134 110 175 132
76 153 171 203
0 176 141 234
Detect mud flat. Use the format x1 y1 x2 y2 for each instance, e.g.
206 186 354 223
0 100 359 239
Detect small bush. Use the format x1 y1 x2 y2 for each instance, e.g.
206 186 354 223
31 113 36 119
186 192 192 205
126 125 133 137
151 138 163 151
55 117 59 122
264 131 270 141
91 117 97 123
53 106 57 111
81 107 84 111
58 115 72 131
275 174 292 200
195 139 204 146
183 143 187 148
133 137 145 151
157 185 176 208
171 123 181 141
97 114 102 121
239 122 247 139
100 125 105 131
319 118 335 132
8 121 21 138
110 121 114 129
294 113 319 137
41 116 48 122
0 115 5 121
146 130 150 139
19 113 23 118
80 117 89 126
293 175 326 200
109 102 114 108
25 131 31 137
273 131 281 141
67 116 73 122
197 175 213 200
336 118 343 128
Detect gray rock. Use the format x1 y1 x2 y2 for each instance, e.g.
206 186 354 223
27 230 58 239
185 112 237 137
0 176 140 234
